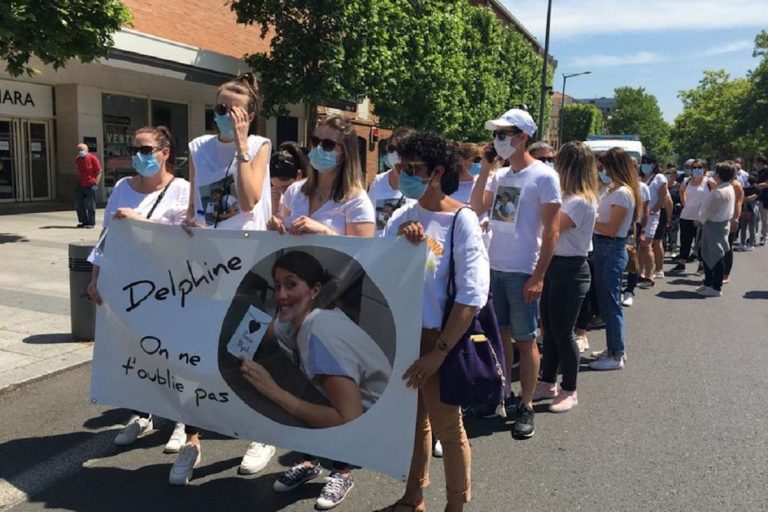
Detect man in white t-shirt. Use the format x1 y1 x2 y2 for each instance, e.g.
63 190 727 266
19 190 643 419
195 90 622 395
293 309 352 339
639 157 668 285
470 109 561 440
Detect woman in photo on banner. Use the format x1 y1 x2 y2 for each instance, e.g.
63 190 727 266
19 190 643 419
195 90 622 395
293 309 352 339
84 125 190 453
264 114 375 510
239 251 391 425
378 131 490 512
177 73 275 486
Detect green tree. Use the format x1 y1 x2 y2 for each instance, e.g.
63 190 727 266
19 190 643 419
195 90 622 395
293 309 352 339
607 87 671 158
560 103 602 144
735 30 768 157
0 0 131 76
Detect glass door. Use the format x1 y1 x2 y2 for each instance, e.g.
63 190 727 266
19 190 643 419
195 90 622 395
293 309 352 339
0 119 15 202
26 121 52 200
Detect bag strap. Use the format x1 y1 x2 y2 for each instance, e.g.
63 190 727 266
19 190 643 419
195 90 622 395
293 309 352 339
145 177 175 220
445 206 472 306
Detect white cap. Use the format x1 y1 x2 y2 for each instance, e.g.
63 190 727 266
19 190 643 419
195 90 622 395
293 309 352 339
485 109 537 136
684 158 695 166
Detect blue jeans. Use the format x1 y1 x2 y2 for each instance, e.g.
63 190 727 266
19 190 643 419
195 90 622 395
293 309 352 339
592 236 628 357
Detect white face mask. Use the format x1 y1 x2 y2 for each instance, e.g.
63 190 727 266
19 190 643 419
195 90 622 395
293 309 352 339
493 137 516 160
386 151 400 168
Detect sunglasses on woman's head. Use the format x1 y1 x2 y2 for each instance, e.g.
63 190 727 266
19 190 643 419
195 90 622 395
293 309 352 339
492 129 522 141
310 135 340 152
128 145 161 156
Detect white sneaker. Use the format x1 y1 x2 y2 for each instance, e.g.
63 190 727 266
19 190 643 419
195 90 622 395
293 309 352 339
621 292 634 307
169 443 201 485
697 286 722 297
238 442 276 475
589 357 625 371
654 271 665 279
114 415 153 446
164 422 186 454
433 439 443 458
575 334 590 353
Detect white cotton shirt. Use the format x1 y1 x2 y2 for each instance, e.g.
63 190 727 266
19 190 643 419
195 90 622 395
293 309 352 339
556 195 597 257
367 169 410 236
646 173 667 210
281 179 375 235
699 182 735 224
384 205 490 329
639 181 651 204
484 160 562 273
680 178 711 220
281 308 392 411
596 186 635 237
89 176 190 265
451 177 477 205
189 134 271 231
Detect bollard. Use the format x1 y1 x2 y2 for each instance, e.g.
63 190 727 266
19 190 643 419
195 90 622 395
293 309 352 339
69 243 96 341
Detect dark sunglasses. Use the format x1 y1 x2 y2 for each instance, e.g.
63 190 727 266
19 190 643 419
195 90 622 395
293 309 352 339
401 162 430 177
537 157 555 163
213 103 230 116
128 145 162 156
472 156 483 163
310 135 341 152
492 129 522 141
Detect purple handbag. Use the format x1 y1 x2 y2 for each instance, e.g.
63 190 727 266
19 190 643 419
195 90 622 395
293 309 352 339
439 208 509 413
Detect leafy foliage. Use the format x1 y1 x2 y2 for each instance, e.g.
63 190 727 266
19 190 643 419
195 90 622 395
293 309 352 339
607 86 671 159
230 0 550 141
0 0 132 76
560 103 602 144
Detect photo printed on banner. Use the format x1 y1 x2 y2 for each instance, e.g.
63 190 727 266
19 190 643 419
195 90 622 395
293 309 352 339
218 246 396 429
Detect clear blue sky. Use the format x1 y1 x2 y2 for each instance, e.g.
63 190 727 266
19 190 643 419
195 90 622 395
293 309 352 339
502 0 766 122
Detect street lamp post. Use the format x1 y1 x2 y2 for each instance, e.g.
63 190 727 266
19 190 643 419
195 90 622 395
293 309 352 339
557 71 591 148
537 0 553 141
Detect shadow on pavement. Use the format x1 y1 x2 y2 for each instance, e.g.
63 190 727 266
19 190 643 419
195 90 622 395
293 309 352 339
39 225 83 230
0 233 29 244
655 290 704 300
744 291 768 299
667 278 702 286
23 333 79 345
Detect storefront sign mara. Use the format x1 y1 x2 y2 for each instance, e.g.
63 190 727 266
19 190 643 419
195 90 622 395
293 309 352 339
0 79 54 118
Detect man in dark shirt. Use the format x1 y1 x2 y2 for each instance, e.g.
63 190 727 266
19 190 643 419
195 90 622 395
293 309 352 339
755 155 768 245
74 144 101 228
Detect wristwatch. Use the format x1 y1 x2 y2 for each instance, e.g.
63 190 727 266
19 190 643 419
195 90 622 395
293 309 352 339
436 340 449 352
237 151 251 162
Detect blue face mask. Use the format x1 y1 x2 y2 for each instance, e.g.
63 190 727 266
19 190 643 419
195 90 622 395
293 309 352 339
132 153 161 177
308 147 339 173
399 171 432 200
641 163 653 175
214 113 235 139
469 162 482 176
599 170 611 185
78 150 87 158
692 168 704 178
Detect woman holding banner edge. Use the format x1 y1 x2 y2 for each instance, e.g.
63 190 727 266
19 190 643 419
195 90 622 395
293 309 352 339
85 126 190 450
379 132 490 512
177 73 275 486
262 114 375 510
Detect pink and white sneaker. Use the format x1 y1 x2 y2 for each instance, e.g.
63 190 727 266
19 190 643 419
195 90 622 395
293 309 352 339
532 381 557 401
549 390 578 413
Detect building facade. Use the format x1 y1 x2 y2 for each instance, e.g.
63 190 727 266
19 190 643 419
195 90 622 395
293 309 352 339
548 92 576 148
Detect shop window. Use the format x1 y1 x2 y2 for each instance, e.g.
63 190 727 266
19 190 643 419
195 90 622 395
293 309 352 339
102 94 148 193
205 107 216 133
276 116 299 146
151 100 189 179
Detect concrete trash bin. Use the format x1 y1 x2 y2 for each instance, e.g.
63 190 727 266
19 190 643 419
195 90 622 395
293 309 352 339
69 242 96 341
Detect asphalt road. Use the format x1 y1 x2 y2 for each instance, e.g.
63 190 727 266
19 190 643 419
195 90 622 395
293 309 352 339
1 248 767 512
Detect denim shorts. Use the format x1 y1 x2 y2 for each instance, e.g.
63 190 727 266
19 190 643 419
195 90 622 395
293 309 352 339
490 270 539 342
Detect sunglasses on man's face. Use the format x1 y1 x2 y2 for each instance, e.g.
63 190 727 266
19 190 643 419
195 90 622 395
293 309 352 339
492 129 522 141
537 157 555 163
128 145 161 156
401 162 430 177
310 135 341 152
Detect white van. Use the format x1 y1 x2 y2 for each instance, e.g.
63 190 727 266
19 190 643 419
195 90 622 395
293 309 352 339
583 135 645 161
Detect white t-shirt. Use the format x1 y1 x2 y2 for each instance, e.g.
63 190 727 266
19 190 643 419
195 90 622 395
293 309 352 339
639 181 651 204
368 169 409 235
556 195 597 257
451 177 477 205
484 160 562 273
89 176 190 265
597 186 635 237
189 134 271 231
278 308 392 411
281 179 375 235
646 173 667 211
384 205 489 329
680 178 711 220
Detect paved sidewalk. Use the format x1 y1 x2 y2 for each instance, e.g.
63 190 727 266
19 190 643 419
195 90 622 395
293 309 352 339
0 209 103 392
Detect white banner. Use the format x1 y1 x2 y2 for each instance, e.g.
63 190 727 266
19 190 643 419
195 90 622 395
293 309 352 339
89 220 425 479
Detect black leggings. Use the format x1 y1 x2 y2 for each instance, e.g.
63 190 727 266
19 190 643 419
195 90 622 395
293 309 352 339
678 218 698 261
576 253 598 329
540 256 591 392
704 257 725 291
723 230 738 276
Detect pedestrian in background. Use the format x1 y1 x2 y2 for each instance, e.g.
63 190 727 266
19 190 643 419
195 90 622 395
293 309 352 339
74 143 101 228
697 162 736 297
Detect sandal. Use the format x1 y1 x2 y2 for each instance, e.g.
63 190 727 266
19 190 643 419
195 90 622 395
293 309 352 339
374 498 426 512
